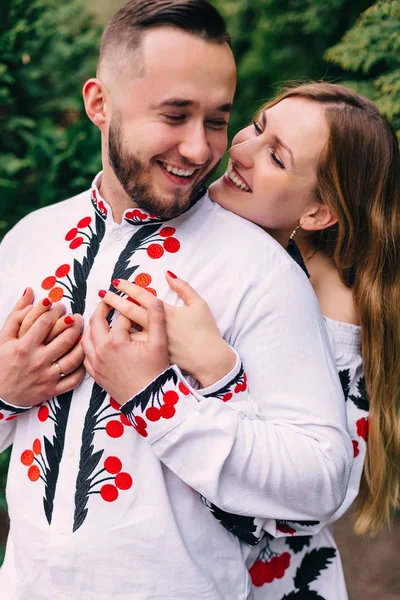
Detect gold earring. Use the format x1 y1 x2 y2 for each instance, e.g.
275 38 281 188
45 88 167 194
289 224 301 240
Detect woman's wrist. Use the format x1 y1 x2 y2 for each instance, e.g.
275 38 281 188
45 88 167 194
194 339 237 388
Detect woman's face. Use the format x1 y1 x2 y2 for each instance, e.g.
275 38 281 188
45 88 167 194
209 97 329 244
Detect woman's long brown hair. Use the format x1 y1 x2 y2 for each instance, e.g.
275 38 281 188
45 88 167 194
264 83 400 535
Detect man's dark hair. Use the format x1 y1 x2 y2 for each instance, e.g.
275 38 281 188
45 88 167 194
99 0 231 77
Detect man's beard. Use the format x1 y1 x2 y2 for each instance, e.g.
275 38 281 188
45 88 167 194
108 115 217 220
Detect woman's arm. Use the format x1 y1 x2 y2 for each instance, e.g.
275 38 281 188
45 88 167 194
99 272 352 523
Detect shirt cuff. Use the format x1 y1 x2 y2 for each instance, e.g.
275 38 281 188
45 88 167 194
0 397 31 422
120 366 200 443
196 347 243 397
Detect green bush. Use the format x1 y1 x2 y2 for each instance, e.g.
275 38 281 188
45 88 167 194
0 0 102 237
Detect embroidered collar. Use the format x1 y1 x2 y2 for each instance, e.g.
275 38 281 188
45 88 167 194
90 172 206 227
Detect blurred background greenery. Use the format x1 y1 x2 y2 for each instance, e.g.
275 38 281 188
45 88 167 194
0 0 399 570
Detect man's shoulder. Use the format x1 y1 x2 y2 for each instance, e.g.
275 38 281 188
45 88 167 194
2 189 90 243
192 193 294 271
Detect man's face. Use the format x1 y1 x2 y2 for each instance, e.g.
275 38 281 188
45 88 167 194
106 27 236 219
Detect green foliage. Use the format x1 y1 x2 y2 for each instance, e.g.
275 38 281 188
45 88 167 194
213 0 374 136
325 0 400 134
0 0 102 237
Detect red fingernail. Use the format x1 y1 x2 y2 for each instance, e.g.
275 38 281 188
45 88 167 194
167 270 177 279
23 288 28 296
98 290 107 298
112 279 120 287
42 298 52 307
64 315 74 325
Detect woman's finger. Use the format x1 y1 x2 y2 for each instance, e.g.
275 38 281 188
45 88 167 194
112 279 158 311
98 289 148 328
165 271 201 306
44 313 79 344
12 287 34 312
19 297 65 339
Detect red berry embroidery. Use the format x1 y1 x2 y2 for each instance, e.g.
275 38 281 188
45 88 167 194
21 450 34 466
163 237 180 253
110 397 121 411
48 287 64 302
222 393 233 402
163 391 179 406
69 237 84 250
32 439 42 455
55 264 71 278
38 405 49 422
28 465 41 482
115 472 133 490
276 523 296 535
160 404 176 419
147 244 164 259
120 413 132 427
65 227 78 241
352 440 360 457
146 407 161 422
100 484 119 502
41 276 56 290
249 561 266 587
179 382 190 396
104 456 122 474
106 420 124 438
133 416 148 437
77 216 92 229
356 417 368 441
159 227 176 238
0 413 4 421
135 273 152 287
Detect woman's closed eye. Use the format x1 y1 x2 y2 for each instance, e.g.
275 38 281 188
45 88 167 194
253 121 285 170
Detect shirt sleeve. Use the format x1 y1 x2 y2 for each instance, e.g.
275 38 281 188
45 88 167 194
121 262 353 523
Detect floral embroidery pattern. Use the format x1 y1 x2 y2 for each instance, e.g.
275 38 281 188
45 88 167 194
86 455 133 503
91 188 108 220
31 195 107 524
124 208 161 225
121 368 183 438
201 496 262 546
20 438 46 484
250 539 291 586
74 221 178 530
203 364 246 402
0 399 27 421
281 547 336 599
41 264 74 303
34 393 74 523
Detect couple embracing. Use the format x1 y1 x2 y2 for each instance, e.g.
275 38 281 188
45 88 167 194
0 1 399 599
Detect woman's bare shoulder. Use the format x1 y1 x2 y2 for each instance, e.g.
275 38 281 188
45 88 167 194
308 253 360 326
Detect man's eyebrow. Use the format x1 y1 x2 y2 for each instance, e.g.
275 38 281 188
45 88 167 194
151 98 233 112
261 111 295 167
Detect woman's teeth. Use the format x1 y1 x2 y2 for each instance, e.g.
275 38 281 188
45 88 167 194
161 162 196 178
227 165 251 191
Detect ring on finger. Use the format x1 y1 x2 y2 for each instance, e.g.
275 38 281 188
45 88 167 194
54 360 66 378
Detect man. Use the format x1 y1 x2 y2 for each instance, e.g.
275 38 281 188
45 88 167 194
0 2 352 598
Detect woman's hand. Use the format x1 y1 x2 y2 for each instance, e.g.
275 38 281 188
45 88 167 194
0 288 85 407
99 275 236 388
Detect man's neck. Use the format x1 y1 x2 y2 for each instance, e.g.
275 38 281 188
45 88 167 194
98 167 138 224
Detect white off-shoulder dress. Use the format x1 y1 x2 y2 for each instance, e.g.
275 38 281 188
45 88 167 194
245 316 365 600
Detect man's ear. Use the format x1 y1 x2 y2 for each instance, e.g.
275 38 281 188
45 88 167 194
82 78 108 131
300 202 338 232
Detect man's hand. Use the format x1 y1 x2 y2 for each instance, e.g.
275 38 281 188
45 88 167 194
0 289 85 407
82 293 170 403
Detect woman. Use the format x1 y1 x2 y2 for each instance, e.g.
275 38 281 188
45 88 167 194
17 83 400 598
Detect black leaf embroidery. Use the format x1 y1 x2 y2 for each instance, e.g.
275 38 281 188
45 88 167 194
294 548 336 590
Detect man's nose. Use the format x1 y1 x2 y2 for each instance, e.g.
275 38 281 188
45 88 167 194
178 125 211 166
